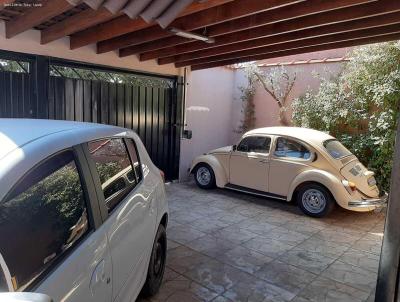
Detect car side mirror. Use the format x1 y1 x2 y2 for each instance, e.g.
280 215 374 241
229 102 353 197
0 292 53 302
232 145 237 151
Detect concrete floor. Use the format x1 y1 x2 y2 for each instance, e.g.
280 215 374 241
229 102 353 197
139 181 385 302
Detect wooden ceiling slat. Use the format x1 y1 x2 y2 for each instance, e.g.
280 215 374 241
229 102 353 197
191 32 400 70
159 12 400 65
144 0 399 61
69 0 233 50
177 24 400 67
97 0 302 54
122 0 379 59
41 7 118 44
5 0 73 38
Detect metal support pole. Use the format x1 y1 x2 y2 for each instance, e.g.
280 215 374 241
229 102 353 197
375 114 400 302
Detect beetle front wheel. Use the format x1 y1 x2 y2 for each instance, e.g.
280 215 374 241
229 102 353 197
194 163 216 189
297 184 334 218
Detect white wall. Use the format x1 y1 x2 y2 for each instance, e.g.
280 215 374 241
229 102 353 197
0 21 180 76
179 67 235 181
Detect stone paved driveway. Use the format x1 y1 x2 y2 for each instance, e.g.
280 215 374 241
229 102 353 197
138 181 385 302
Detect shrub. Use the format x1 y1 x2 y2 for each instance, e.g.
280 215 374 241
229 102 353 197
292 41 400 192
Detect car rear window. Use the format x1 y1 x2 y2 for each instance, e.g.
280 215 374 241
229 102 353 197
88 138 141 214
323 139 352 159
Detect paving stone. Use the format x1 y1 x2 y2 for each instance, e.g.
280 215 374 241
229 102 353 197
321 260 378 293
235 218 277 237
160 182 383 302
222 275 295 302
167 239 181 250
314 229 363 246
279 220 324 236
339 248 380 273
214 245 273 274
167 224 206 245
211 296 233 302
183 258 250 294
242 236 295 258
297 277 370 302
352 234 383 255
296 236 351 258
167 246 213 274
210 225 258 244
279 248 336 274
170 210 205 225
253 212 296 226
189 217 232 234
255 226 310 246
146 274 219 302
185 234 236 258
254 260 317 296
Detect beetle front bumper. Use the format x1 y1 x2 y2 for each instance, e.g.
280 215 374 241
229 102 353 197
348 192 388 208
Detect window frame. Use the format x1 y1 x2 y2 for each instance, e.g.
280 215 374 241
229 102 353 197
84 136 144 222
0 145 100 292
323 139 353 159
236 135 272 155
272 136 314 162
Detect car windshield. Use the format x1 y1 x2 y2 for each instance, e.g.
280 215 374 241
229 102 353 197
323 139 352 159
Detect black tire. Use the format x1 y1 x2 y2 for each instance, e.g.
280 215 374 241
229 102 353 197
194 163 216 189
297 183 335 218
141 224 167 297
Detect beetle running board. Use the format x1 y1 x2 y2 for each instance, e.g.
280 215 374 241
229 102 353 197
224 183 287 201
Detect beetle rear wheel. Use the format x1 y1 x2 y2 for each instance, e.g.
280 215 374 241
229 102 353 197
297 184 334 218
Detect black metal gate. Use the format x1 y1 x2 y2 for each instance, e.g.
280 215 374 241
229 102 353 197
0 51 183 180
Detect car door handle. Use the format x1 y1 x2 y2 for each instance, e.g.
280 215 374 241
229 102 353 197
259 159 269 163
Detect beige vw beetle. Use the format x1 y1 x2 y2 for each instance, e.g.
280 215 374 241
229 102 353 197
190 127 387 217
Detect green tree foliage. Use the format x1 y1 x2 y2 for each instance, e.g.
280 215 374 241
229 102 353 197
292 42 400 191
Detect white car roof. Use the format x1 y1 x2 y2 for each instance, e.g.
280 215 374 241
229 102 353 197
0 119 117 161
0 119 137 201
245 126 335 144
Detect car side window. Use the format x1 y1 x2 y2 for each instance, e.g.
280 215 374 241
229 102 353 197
274 137 311 159
125 139 143 183
237 136 271 153
0 151 90 291
88 138 139 213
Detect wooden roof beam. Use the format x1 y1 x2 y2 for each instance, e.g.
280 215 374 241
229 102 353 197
69 0 234 50
186 25 400 69
178 24 400 67
97 0 303 54
190 32 400 70
41 7 119 44
159 12 400 65
121 0 379 59
5 0 73 38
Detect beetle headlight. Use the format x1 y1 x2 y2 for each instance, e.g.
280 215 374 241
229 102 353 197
342 179 357 194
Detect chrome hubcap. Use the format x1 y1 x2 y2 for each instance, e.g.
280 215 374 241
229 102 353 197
302 189 326 214
196 167 211 186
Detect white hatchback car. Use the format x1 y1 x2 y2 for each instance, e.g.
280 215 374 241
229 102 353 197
0 119 168 302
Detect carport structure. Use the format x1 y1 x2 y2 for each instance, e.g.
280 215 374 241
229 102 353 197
1 0 400 301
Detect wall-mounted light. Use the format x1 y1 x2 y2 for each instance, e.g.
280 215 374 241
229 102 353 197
168 27 215 43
